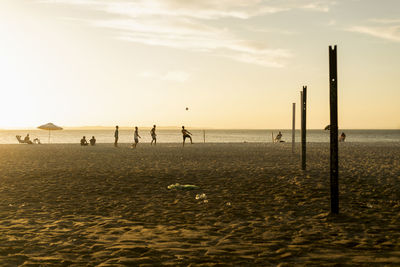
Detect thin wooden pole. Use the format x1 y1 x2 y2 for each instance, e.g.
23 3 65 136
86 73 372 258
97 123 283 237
203 130 205 143
301 86 307 170
329 45 339 214
292 103 296 153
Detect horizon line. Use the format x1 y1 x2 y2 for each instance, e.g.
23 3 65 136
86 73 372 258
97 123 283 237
0 126 399 131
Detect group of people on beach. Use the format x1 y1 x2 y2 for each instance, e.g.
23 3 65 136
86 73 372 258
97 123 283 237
80 125 193 147
80 136 96 146
16 134 41 144
114 125 193 147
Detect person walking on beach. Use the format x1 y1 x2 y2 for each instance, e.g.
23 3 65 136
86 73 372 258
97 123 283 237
132 126 141 148
114 125 119 147
150 125 157 145
181 126 192 147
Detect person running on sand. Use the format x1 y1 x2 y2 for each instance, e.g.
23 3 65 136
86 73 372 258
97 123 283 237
114 125 119 147
132 126 141 148
80 136 88 146
150 125 157 145
181 126 192 146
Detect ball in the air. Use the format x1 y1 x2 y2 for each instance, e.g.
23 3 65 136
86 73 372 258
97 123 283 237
186 107 189 111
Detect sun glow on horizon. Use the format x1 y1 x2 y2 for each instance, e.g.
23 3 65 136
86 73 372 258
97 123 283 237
0 0 399 130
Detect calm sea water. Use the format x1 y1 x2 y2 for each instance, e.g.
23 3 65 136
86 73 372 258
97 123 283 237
0 129 399 144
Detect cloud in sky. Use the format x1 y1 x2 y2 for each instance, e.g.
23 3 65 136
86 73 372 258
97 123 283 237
162 71 190 83
138 71 190 83
348 19 400 43
38 0 334 67
41 0 334 19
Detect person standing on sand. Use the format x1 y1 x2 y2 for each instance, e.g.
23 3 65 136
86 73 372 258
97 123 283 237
132 126 141 148
181 126 192 147
114 125 119 147
150 125 157 145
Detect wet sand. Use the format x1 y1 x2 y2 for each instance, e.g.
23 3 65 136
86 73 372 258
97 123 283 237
0 142 399 265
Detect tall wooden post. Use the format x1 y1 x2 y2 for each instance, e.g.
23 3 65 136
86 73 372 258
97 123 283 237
329 45 339 214
203 130 206 143
301 86 307 170
292 103 296 153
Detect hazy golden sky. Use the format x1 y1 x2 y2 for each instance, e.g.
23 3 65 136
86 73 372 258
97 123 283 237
1 0 399 129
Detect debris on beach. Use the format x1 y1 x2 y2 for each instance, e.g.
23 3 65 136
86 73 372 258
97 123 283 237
167 183 199 190
195 193 207 200
195 193 208 203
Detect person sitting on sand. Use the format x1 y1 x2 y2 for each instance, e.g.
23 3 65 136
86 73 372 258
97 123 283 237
182 126 192 146
150 125 157 145
23 134 34 144
339 132 346 142
81 136 88 146
90 136 96 146
132 126 141 148
275 131 283 143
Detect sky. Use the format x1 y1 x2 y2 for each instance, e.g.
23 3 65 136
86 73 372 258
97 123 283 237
0 0 399 129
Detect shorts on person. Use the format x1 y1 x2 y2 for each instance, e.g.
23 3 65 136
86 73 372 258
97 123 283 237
183 134 191 140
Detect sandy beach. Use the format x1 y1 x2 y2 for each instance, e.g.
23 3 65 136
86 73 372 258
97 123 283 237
0 142 399 266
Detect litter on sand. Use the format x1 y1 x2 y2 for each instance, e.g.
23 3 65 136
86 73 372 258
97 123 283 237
195 193 207 200
167 183 199 190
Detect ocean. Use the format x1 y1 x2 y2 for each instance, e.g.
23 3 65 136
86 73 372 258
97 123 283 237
0 129 399 144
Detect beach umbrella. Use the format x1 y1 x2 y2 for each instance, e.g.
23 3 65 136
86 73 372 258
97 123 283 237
37 123 63 143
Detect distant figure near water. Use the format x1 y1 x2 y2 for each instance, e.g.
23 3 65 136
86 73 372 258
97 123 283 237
274 131 283 143
150 125 157 145
90 136 96 146
114 126 119 147
24 134 31 143
81 136 88 146
339 132 346 142
16 134 34 144
182 126 193 146
132 126 141 148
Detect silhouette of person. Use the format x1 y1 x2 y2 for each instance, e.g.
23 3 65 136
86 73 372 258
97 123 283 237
114 126 119 147
24 134 33 144
150 125 157 145
90 136 96 146
339 132 346 142
275 131 282 143
81 136 88 146
132 126 141 148
181 126 192 146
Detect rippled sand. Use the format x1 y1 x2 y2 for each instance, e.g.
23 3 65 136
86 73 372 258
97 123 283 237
0 143 399 265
